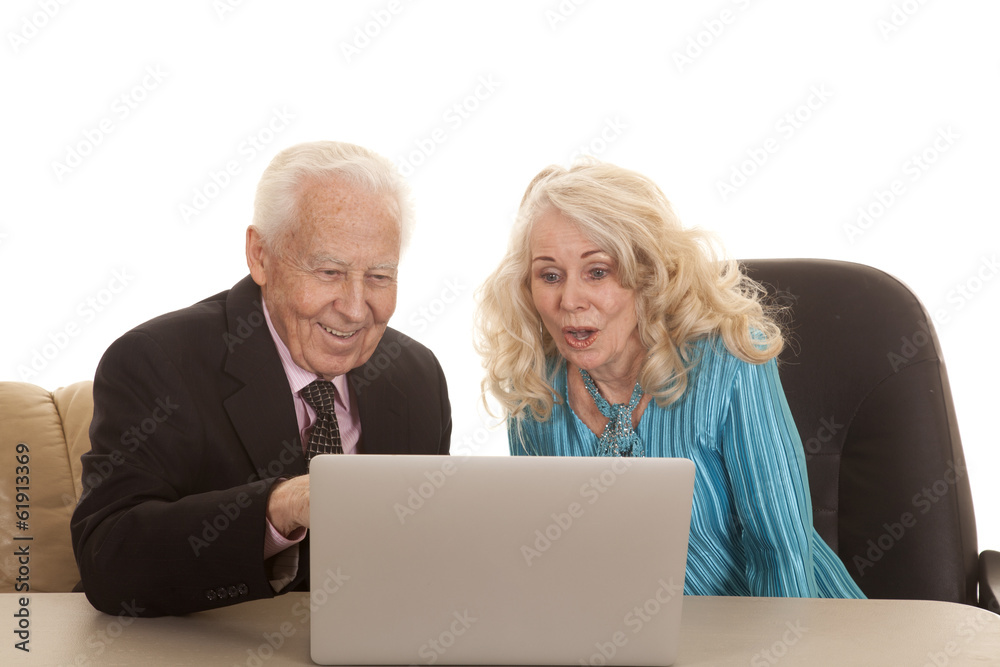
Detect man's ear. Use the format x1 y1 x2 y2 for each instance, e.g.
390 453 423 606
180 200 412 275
246 226 267 287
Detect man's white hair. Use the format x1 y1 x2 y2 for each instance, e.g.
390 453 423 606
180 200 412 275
252 141 414 254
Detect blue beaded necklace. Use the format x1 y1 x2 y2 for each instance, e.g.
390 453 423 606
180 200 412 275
578 368 645 457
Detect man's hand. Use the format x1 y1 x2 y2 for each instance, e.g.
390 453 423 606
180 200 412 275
266 475 310 537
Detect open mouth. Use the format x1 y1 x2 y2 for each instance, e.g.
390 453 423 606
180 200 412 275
562 327 598 349
320 323 359 340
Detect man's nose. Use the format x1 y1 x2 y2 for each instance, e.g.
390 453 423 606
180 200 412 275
335 277 366 322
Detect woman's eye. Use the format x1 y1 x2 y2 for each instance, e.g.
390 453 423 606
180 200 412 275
541 272 560 283
591 268 607 279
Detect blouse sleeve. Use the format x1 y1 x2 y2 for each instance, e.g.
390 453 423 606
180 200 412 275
720 356 819 597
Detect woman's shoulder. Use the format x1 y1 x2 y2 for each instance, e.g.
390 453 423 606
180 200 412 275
516 356 569 427
681 334 772 400
510 357 575 455
687 334 742 371
689 332 776 368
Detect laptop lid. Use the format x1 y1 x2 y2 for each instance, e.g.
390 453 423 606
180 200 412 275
310 455 694 666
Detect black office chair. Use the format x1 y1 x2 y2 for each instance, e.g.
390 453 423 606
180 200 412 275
741 258 999 611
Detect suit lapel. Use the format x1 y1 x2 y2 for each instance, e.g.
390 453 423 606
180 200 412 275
222 276 307 479
350 346 408 455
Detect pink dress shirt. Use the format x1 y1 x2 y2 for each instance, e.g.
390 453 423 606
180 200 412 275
261 300 361 559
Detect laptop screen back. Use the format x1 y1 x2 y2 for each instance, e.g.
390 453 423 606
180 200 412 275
310 455 694 666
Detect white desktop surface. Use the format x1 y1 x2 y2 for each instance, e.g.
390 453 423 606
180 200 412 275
2 592 998 666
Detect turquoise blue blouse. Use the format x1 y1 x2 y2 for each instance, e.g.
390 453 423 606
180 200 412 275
510 337 865 599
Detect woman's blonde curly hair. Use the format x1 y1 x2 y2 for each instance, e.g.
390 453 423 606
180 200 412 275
475 160 783 422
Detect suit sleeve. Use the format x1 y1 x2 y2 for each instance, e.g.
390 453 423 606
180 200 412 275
71 331 284 617
436 357 453 455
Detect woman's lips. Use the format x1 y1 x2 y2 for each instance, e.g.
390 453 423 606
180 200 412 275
562 327 598 349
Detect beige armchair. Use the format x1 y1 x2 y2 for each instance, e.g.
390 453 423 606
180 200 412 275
0 381 93 593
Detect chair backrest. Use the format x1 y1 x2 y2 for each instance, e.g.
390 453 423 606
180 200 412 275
741 259 978 604
0 381 93 592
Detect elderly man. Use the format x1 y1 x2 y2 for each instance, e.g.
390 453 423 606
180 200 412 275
71 141 451 617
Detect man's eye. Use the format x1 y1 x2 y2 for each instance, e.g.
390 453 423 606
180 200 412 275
319 270 342 278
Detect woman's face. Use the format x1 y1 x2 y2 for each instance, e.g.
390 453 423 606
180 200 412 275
529 209 644 382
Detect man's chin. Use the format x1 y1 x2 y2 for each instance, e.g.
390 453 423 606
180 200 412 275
305 348 381 380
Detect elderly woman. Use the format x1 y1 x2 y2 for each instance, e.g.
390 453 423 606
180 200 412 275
476 161 864 598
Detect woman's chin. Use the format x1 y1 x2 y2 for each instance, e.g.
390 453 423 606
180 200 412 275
560 347 604 372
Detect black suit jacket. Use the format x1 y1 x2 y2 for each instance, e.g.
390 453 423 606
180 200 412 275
71 275 451 616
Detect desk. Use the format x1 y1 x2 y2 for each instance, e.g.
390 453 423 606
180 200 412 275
2 593 998 666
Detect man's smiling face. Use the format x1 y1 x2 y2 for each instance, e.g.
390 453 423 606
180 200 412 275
248 176 400 379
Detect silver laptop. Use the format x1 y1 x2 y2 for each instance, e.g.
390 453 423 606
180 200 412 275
310 455 695 666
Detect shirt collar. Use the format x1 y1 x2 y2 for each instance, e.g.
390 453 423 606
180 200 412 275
261 298 352 408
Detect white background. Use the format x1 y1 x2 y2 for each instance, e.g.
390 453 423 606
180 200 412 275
3 1 998 552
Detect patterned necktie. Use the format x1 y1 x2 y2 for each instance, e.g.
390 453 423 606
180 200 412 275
300 379 343 463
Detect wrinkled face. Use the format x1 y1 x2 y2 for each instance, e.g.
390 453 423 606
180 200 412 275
247 177 400 379
529 209 644 382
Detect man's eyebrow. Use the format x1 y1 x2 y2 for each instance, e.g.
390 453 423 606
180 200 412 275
308 255 348 267
308 255 398 271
